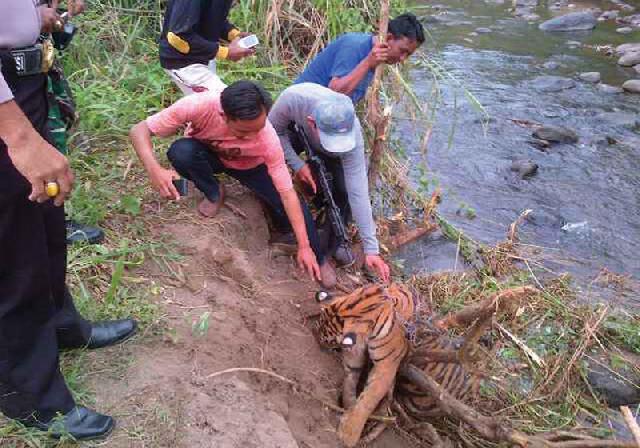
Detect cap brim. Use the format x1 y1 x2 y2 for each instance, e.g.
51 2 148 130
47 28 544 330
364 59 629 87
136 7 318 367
318 128 356 154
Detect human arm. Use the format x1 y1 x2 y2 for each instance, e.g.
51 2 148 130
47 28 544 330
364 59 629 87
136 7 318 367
340 121 390 282
328 38 388 98
129 121 180 200
1 93 73 205
164 0 244 62
280 188 321 281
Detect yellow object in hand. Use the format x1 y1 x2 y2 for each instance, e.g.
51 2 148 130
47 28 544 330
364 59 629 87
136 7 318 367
46 181 59 197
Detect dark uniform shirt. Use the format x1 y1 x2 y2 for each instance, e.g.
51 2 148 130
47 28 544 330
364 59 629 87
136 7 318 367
159 0 237 70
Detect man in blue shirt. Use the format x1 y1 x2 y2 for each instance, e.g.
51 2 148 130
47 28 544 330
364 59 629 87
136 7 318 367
294 13 425 103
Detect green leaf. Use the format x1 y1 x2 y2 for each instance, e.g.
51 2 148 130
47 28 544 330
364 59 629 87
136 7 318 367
120 195 141 216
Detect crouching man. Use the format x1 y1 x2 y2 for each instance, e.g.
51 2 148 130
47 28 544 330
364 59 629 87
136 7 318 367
269 83 390 282
130 81 336 287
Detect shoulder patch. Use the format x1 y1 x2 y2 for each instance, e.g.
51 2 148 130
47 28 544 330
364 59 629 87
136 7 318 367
167 32 190 54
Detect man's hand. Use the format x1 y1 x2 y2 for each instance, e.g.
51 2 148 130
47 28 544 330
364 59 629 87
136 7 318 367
294 164 317 194
8 135 74 206
297 246 321 282
227 38 256 62
149 166 180 200
365 254 390 283
366 41 390 69
38 5 63 33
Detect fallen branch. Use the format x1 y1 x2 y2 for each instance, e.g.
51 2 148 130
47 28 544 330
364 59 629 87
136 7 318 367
399 364 636 448
203 367 396 423
620 406 640 448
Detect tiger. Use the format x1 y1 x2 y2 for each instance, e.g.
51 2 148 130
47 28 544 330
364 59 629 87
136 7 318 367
314 283 418 448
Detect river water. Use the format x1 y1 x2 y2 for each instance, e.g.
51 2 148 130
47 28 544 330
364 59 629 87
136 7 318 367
395 0 640 305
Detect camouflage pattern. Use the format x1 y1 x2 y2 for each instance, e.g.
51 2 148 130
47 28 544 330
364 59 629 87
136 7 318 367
47 60 77 155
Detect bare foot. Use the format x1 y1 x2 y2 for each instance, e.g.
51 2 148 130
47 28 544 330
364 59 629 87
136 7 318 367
197 184 225 218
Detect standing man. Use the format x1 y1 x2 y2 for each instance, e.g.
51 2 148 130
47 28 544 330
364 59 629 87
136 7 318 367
295 13 425 103
129 80 336 287
1 0 136 440
159 0 255 95
269 83 390 282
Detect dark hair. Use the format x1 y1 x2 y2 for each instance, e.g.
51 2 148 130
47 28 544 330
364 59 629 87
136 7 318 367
220 80 273 120
388 13 425 45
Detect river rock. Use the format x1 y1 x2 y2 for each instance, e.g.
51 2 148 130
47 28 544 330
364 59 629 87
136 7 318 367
600 10 619 20
586 352 640 407
617 26 634 33
634 64 640 74
622 79 640 93
510 159 538 178
475 27 492 33
596 112 640 129
539 11 597 32
617 13 640 27
531 75 576 92
598 83 624 93
618 51 640 66
543 61 560 70
533 125 578 143
579 72 601 83
616 42 640 55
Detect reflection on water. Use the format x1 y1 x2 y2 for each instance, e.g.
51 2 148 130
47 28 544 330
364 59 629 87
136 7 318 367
397 0 640 304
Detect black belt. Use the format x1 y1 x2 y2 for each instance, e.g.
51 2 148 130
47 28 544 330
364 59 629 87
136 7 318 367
7 41 54 77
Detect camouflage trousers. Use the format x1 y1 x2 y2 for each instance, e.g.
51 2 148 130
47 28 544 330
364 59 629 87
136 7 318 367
47 61 77 155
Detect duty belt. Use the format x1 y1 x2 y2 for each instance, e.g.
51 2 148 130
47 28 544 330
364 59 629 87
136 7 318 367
9 40 55 77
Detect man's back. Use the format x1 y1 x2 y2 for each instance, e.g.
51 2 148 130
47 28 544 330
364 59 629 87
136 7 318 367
294 33 374 104
159 0 234 70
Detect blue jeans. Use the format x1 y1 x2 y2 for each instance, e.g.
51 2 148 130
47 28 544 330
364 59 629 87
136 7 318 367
167 138 325 263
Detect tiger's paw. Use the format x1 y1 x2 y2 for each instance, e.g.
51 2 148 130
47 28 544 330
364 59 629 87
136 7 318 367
338 414 365 448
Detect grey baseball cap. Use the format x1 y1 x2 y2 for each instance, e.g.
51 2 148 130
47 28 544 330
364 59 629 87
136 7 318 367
313 94 356 154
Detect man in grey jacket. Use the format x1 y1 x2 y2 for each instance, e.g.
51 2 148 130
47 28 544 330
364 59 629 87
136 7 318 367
269 83 390 282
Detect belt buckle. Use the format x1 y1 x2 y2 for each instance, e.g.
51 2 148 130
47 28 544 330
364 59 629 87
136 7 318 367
40 40 55 73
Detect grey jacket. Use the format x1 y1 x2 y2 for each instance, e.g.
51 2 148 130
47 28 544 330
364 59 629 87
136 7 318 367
269 83 380 254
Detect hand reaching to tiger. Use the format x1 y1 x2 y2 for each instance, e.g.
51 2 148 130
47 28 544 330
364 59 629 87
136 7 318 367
365 254 390 283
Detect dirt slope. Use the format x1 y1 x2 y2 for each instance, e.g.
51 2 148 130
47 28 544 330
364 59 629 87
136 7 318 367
89 182 413 448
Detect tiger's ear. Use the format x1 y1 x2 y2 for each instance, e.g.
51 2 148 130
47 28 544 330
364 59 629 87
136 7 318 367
315 291 332 302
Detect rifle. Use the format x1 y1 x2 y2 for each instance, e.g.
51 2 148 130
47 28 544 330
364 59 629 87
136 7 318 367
293 123 355 266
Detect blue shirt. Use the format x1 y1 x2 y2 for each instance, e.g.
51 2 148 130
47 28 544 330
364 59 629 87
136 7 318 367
294 33 374 104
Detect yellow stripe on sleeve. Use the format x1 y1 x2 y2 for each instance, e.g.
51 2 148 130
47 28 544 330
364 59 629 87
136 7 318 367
167 32 190 54
216 46 229 60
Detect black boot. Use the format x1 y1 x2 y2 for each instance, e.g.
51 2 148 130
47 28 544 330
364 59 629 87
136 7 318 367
66 220 105 245
29 406 114 440
87 319 137 349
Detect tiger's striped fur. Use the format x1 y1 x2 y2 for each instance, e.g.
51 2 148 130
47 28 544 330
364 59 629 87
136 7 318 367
315 283 417 447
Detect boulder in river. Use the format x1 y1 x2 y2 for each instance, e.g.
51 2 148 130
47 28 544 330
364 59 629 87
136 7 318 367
598 83 624 94
622 79 640 93
596 112 640 130
475 27 492 33
599 10 619 20
586 352 640 407
533 125 578 143
543 61 560 70
616 42 640 55
617 13 640 27
618 51 640 66
617 26 634 33
579 72 601 83
510 159 538 178
634 64 640 74
531 75 576 92
539 11 597 32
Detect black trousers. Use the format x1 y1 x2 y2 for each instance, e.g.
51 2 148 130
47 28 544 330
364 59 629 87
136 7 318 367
0 53 91 424
167 137 326 264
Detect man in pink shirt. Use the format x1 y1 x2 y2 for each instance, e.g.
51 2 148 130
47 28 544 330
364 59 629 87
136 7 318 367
130 81 334 286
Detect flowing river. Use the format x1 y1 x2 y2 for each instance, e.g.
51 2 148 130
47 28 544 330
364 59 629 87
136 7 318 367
395 0 640 305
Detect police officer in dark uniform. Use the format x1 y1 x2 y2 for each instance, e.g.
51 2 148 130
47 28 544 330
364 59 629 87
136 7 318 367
0 0 136 440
